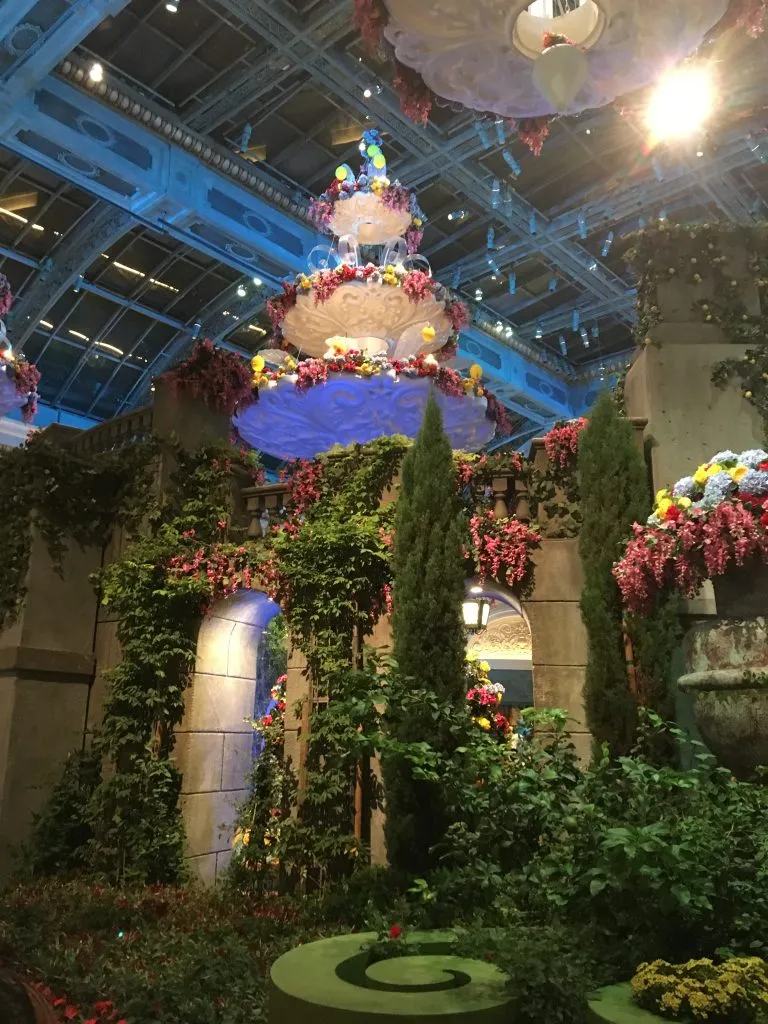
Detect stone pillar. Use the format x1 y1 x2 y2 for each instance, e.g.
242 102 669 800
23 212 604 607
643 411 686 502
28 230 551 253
175 590 277 883
624 242 764 493
526 538 591 762
0 527 101 876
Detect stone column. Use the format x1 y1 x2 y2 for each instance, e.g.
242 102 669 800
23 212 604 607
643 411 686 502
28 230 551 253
526 538 591 762
624 243 763 493
0 527 101 876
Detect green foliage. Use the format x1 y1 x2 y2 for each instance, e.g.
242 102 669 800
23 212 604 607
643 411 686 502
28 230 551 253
22 750 102 877
265 613 287 677
0 432 156 632
0 880 326 1024
578 392 653 756
383 397 468 876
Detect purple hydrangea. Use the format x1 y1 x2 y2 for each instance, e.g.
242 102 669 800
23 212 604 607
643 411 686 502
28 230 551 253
738 449 768 469
738 469 768 496
672 476 697 498
701 471 736 508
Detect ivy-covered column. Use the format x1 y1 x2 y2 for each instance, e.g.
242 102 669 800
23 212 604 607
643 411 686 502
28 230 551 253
623 224 764 491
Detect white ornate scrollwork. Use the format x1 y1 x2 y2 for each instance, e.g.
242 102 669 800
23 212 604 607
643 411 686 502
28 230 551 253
383 0 728 118
329 192 411 245
281 280 452 359
468 619 532 660
233 374 496 461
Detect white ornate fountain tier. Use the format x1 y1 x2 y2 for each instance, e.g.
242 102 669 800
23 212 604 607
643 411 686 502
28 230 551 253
232 374 495 461
329 193 412 246
0 363 27 419
382 0 728 118
281 281 453 360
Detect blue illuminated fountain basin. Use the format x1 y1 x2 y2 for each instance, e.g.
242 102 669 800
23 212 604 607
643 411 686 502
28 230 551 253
232 373 496 460
0 365 27 419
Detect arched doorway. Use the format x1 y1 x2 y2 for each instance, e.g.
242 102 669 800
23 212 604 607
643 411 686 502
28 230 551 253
175 590 280 882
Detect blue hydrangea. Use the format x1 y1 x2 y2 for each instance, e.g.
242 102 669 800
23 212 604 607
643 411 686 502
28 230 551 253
357 174 370 188
701 471 736 508
672 476 697 498
738 449 768 469
710 450 739 466
738 469 768 495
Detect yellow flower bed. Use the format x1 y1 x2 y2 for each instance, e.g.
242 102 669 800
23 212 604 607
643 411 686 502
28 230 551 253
631 957 768 1022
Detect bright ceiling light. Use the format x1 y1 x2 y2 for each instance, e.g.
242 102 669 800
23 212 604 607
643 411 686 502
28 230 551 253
363 87 372 99
88 62 104 83
165 0 179 11
645 64 714 145
237 284 247 298
252 276 263 287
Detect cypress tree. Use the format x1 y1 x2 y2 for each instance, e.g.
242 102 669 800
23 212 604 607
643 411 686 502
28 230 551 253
578 390 652 756
383 394 467 874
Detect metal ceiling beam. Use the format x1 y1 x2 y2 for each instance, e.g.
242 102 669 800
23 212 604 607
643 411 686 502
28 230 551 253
7 201 136 347
0 0 131 107
214 0 630 310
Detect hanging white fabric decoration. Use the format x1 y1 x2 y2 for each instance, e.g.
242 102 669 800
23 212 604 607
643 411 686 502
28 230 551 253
532 43 588 111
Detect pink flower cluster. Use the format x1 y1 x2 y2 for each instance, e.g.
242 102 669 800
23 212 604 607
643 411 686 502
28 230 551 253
614 500 768 613
161 340 254 415
353 0 386 52
32 983 126 1024
401 269 432 302
0 272 12 317
543 417 588 468
392 62 433 126
281 458 323 514
469 510 540 596
445 299 469 333
167 543 258 611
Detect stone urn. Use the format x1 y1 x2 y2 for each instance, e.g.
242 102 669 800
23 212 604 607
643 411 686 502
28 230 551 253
677 561 768 779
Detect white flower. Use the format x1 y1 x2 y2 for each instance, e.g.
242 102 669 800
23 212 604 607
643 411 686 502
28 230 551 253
709 450 739 466
672 476 697 499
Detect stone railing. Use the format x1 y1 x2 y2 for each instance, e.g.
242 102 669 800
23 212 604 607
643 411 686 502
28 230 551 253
66 405 154 457
241 481 289 538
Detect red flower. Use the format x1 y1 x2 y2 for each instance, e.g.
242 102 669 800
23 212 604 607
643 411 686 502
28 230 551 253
64 1007 80 1021
93 1006 113 1017
388 924 403 939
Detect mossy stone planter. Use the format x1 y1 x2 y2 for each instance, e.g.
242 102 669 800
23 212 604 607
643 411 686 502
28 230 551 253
587 983 663 1022
677 563 768 780
269 931 512 1023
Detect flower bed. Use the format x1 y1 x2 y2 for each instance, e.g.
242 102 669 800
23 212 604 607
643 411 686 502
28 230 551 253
613 449 768 612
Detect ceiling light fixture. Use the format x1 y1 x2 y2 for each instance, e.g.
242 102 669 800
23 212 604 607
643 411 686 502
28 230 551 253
252 276 263 287
236 284 247 298
88 62 104 83
363 87 372 99
165 0 179 12
645 64 714 146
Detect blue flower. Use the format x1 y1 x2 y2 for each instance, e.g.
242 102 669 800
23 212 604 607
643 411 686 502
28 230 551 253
701 471 736 508
738 449 768 469
710 450 739 466
672 476 697 498
739 469 768 496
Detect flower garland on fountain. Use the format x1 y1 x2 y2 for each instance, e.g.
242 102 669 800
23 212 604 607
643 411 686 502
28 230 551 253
0 274 40 423
613 448 768 613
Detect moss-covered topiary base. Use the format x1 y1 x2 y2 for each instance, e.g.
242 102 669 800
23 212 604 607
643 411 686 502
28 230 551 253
588 983 663 1022
269 931 512 1023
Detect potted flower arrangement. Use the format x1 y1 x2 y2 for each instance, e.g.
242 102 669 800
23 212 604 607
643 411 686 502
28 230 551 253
465 652 510 742
613 449 768 778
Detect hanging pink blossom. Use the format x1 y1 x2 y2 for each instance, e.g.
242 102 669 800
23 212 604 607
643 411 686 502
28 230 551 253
0 273 13 317
543 417 588 468
469 509 540 596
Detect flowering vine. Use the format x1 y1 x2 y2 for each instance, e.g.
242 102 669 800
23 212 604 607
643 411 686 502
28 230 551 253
161 339 254 416
469 508 540 597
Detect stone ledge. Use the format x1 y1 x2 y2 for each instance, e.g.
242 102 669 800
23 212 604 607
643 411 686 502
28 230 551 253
0 646 95 682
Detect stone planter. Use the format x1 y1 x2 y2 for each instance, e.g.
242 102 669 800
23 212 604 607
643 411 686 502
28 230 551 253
677 561 768 779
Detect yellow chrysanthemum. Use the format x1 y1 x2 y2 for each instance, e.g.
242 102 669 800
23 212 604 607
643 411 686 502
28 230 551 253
251 355 265 373
413 217 423 227
693 465 710 486
677 496 692 508
466 650 479 662
656 498 673 517
705 463 724 478
731 465 748 482
479 660 491 673
656 488 670 505
477 717 491 731
469 364 483 380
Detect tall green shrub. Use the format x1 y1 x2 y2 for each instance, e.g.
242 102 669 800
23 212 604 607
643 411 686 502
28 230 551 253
578 391 651 756
383 395 467 875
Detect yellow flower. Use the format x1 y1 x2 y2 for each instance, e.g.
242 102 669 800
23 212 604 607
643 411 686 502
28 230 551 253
656 498 673 517
284 356 297 370
251 355 265 373
731 465 748 482
479 660 491 673
705 463 724 478
462 378 475 392
421 324 436 343
477 717 491 731
466 650 479 662
298 274 311 290
693 465 710 486
413 217 423 227
382 273 397 285
655 488 670 505
469 364 483 380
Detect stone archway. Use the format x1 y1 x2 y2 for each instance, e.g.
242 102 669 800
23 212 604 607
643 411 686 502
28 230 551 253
175 590 280 883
